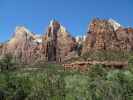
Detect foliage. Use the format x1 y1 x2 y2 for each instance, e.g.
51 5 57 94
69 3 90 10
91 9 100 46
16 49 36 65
128 53 133 73
0 64 132 100
82 50 129 61
65 74 88 100
0 51 133 100
0 53 16 72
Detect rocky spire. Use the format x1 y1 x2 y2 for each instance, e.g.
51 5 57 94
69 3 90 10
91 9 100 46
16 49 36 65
43 20 77 62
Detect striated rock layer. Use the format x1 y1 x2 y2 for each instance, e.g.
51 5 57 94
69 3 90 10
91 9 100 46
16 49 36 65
1 26 45 64
82 18 133 54
0 20 77 64
0 18 133 64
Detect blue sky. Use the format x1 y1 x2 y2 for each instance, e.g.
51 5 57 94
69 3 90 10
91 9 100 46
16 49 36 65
0 0 133 42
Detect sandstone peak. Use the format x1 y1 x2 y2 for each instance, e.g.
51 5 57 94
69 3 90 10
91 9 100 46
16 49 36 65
89 18 122 32
48 19 67 35
108 19 121 30
43 20 77 62
82 18 133 53
7 26 36 46
89 18 114 34
15 26 34 37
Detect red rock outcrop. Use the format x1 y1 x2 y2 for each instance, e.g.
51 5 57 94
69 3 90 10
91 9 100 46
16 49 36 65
42 20 77 62
0 19 132 64
1 26 45 64
82 18 133 53
0 20 77 64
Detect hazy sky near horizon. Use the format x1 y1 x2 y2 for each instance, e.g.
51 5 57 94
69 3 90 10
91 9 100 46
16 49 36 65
0 0 133 42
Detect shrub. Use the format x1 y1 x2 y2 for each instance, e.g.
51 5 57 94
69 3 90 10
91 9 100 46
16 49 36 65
0 62 133 100
0 53 16 72
87 64 107 80
82 51 129 61
65 74 88 100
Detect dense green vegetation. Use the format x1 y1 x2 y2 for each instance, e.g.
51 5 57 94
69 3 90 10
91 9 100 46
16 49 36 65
0 53 17 72
0 64 133 100
82 51 132 61
0 51 132 100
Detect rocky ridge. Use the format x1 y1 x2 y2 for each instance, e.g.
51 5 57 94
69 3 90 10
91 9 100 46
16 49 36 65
82 18 133 53
0 20 77 64
0 18 133 64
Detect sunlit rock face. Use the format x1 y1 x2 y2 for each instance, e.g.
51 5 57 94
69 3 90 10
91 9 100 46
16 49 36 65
0 20 77 64
43 20 77 62
82 18 133 54
1 26 45 64
0 18 132 64
108 19 121 30
115 27 133 51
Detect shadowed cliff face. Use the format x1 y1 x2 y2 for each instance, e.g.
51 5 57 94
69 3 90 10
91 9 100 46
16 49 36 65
82 18 133 53
45 21 59 61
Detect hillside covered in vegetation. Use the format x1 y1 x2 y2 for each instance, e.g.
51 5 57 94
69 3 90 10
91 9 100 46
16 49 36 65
0 51 132 100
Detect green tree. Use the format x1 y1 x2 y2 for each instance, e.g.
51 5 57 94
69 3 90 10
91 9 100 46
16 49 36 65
0 53 16 72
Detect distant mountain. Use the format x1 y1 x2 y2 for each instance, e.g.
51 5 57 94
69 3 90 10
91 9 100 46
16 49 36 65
75 35 86 42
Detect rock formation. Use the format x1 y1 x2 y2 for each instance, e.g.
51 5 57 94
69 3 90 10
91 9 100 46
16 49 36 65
82 18 133 53
0 18 132 64
1 26 45 64
42 20 77 62
0 20 77 64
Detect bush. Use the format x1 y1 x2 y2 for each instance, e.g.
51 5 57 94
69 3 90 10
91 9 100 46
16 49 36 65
0 53 16 72
65 75 88 100
87 64 107 80
0 62 133 100
82 51 129 61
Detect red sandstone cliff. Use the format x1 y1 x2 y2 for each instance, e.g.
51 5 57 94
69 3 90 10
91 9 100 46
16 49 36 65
82 18 133 53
